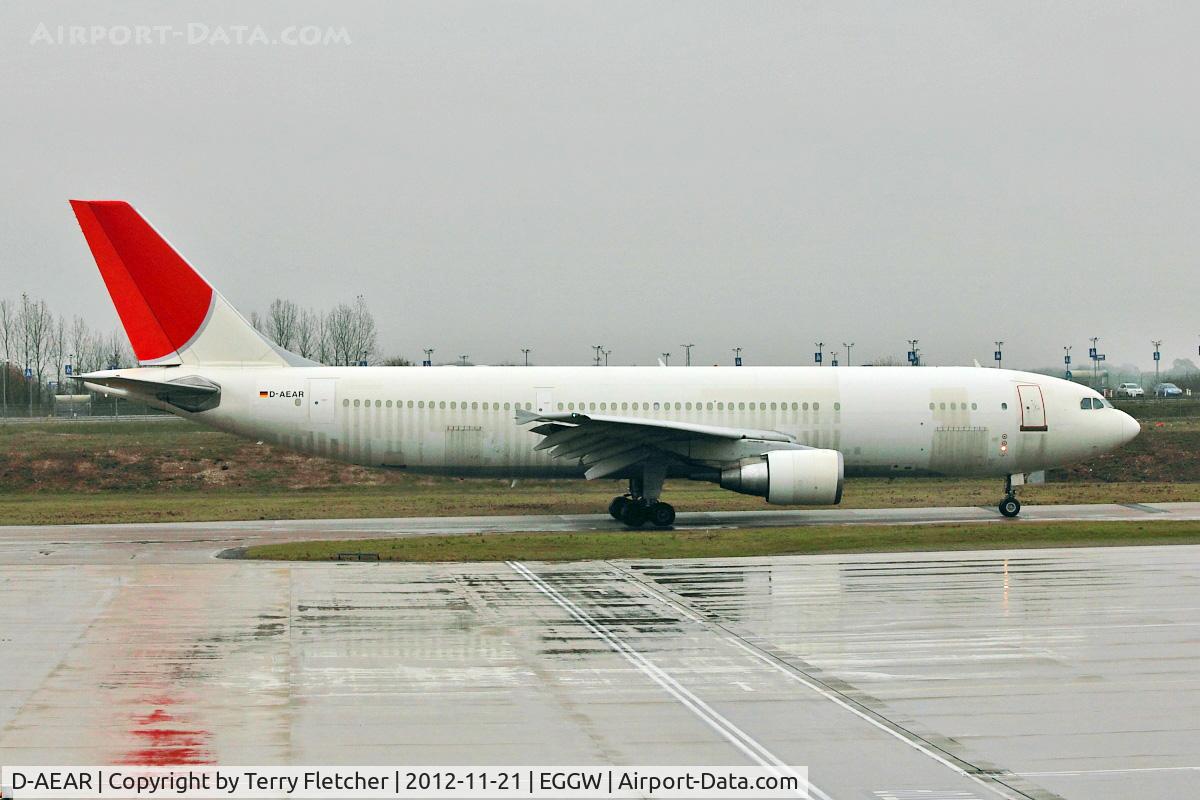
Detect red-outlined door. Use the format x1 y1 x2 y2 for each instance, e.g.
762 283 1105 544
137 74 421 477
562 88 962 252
1017 384 1048 431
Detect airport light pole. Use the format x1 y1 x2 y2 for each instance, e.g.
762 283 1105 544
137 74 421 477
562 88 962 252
843 342 854 366
423 348 434 367
603 349 611 367
831 349 839 367
661 352 671 366
994 340 1004 369
1063 345 1072 381
459 354 468 366
907 339 920 367
1089 337 1100 386
1153 340 1162 388
521 348 530 367
813 341 824 366
592 345 604 367
732 347 743 367
680 343 694 367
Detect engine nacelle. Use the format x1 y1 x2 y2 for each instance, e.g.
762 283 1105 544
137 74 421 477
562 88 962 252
719 449 844 505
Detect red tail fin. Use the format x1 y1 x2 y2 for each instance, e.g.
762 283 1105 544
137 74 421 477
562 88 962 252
71 200 214 364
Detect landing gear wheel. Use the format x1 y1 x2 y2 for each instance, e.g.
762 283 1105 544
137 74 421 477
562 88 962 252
608 496 630 520
620 502 648 528
649 502 676 528
999 497 1021 518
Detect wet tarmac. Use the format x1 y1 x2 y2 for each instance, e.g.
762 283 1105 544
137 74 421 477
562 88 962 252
2 513 1199 798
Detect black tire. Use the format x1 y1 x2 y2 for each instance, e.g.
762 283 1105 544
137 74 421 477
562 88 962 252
621 502 648 528
649 502 676 528
608 496 629 520
999 497 1021 518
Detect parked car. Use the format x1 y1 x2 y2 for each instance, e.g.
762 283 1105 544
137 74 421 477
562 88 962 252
1154 382 1183 398
1116 382 1145 398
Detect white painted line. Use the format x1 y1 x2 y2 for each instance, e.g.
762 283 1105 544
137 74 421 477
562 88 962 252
723 638 1022 800
1018 766 1200 776
508 560 829 800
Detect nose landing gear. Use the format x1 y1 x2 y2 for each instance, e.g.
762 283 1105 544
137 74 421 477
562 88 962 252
998 474 1023 517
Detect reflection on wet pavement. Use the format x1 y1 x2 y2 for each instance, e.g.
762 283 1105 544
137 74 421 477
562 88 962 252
2 537 1198 799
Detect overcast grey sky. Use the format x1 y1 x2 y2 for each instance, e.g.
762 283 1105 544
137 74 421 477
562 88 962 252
1 1 1196 370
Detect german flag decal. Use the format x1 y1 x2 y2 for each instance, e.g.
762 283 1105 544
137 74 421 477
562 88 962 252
259 390 269 398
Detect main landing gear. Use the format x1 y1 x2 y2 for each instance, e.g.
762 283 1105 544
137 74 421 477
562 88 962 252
998 474 1022 518
609 464 675 528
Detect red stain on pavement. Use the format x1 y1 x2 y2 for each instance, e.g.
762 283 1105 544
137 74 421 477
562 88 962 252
120 706 212 765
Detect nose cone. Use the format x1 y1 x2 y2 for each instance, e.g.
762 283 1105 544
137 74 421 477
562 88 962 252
1118 411 1141 445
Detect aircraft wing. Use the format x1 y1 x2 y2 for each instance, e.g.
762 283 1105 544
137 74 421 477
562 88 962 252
515 409 800 479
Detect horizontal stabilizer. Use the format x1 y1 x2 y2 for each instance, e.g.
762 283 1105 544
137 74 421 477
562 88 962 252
78 371 221 412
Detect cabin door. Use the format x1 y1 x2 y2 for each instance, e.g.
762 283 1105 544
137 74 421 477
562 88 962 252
535 388 555 414
308 378 337 425
1017 384 1047 431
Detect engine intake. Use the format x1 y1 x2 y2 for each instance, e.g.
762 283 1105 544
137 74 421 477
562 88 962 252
720 449 844 505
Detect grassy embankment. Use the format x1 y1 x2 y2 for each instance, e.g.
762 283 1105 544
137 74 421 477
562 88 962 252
239 520 1200 562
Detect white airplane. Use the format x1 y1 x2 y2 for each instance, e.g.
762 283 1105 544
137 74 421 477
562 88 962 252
70 200 1140 527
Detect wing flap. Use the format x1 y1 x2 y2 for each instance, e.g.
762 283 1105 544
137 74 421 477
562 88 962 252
518 411 798 479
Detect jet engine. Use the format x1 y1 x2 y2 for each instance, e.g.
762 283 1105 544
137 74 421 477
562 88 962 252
719 449 844 505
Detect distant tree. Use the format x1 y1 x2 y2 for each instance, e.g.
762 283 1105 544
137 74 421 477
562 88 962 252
294 307 320 361
248 310 266 334
870 355 902 366
19 294 53 402
267 298 299 351
382 356 413 366
1170 358 1198 374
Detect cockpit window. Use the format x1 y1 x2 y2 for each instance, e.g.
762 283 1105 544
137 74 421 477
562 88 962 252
1080 398 1091 410
1081 397 1107 410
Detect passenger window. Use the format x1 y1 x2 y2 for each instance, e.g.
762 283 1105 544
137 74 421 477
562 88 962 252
386 400 393 408
439 401 446 409
813 402 820 410
376 400 382 408
940 402 946 410
1001 402 1008 410
834 402 841 411
749 402 756 411
707 402 714 410
738 402 746 410
770 402 777 411
354 399 360 407
929 402 935 410
791 402 798 411
803 402 809 410
971 402 977 410
675 402 681 410
343 399 349 407
685 402 692 410
557 403 564 410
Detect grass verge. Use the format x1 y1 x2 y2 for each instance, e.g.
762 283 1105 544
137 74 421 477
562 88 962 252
237 520 1200 562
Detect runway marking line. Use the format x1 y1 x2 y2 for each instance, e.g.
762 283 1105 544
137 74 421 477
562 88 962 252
604 563 1045 800
507 560 828 800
